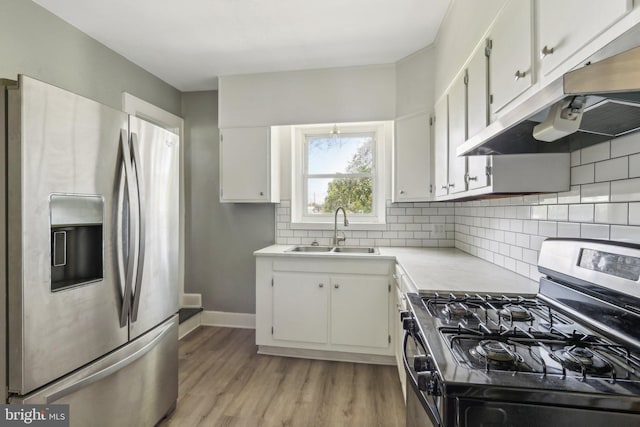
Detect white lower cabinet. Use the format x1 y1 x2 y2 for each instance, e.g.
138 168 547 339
256 256 394 360
272 273 329 344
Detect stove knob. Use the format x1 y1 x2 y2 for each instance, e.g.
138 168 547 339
424 355 435 371
417 372 430 392
413 355 428 372
427 373 442 397
402 317 416 332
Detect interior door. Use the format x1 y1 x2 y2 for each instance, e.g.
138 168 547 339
7 76 129 394
128 116 180 339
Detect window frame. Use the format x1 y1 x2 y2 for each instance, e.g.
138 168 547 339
291 122 387 227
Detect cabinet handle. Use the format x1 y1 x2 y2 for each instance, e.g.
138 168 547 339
448 183 455 188
541 45 555 57
514 70 526 81
465 175 478 184
400 190 405 194
334 284 340 289
441 185 448 190
259 191 264 196
319 283 324 288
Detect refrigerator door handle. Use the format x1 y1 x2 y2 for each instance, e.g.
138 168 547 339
119 129 138 327
42 319 174 403
130 132 146 322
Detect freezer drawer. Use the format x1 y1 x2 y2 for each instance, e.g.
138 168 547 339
12 315 178 427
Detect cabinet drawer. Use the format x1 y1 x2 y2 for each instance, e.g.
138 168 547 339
273 258 391 275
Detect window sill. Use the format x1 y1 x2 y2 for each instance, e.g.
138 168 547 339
290 222 387 231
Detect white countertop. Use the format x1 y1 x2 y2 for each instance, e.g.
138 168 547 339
379 247 539 295
255 245 538 295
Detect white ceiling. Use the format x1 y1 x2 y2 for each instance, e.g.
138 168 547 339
33 0 451 91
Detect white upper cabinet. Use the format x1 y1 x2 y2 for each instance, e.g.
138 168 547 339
488 0 533 114
447 73 468 195
466 43 491 191
393 113 432 202
219 126 280 203
434 96 450 198
537 0 632 78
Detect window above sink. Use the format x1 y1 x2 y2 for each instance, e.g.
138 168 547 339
289 121 391 227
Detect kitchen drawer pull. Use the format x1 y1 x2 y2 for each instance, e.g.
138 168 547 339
334 284 340 289
514 70 526 81
319 283 324 288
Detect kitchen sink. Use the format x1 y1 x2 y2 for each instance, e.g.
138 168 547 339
332 247 377 254
286 246 378 254
286 246 333 252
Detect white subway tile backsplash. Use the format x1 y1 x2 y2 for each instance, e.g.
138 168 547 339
610 225 640 243
516 233 530 248
611 132 640 158
595 157 628 182
580 223 610 240
630 154 640 178
571 150 581 167
557 186 580 204
581 142 610 164
571 164 595 184
630 203 640 225
538 194 558 205
548 205 568 221
594 203 628 225
531 206 548 220
611 178 640 202
538 221 558 237
580 182 610 203
557 222 580 238
569 204 594 222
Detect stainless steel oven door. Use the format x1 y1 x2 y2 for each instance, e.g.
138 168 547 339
403 330 441 427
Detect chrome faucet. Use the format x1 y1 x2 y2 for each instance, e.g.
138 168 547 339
333 207 349 246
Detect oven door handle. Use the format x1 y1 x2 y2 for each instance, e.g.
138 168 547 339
403 331 442 427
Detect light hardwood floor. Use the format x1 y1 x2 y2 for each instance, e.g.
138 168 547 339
159 326 406 427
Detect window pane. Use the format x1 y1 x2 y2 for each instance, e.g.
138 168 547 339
307 177 373 215
307 134 373 175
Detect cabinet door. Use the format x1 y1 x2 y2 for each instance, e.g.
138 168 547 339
448 74 467 195
434 97 449 197
331 276 389 348
272 273 329 344
393 113 432 201
538 0 631 77
489 0 533 114
219 127 271 202
466 44 491 191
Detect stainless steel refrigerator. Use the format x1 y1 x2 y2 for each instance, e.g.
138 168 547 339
1 75 179 426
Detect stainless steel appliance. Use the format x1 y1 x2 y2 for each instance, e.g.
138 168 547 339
1 76 180 426
403 238 640 427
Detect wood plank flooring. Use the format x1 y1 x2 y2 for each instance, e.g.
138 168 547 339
159 326 406 427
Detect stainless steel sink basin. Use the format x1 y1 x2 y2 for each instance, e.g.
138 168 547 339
286 246 333 252
286 245 378 254
332 247 377 254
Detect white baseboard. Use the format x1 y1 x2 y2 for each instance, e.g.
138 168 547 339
258 345 396 365
181 293 202 308
178 312 202 339
201 310 256 329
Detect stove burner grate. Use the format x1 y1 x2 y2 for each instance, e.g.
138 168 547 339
551 346 614 375
499 304 534 322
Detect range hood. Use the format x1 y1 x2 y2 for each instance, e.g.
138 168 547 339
458 22 640 156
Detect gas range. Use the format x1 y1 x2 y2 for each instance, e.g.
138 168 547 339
403 239 640 427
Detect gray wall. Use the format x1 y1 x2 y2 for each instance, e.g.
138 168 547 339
0 0 181 115
182 91 274 313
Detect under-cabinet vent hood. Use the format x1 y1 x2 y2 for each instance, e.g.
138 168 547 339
458 22 640 156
